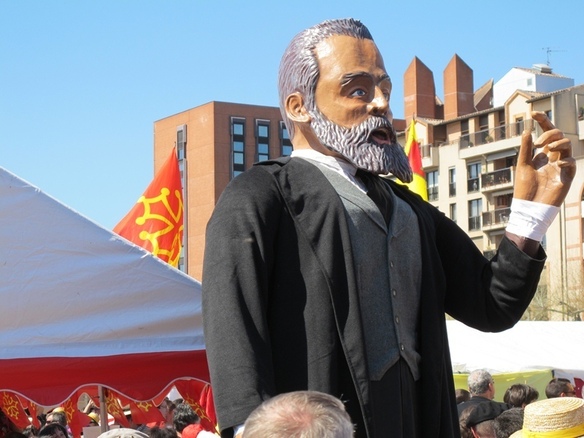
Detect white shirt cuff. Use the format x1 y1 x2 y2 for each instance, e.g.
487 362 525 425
506 198 560 242
233 424 245 436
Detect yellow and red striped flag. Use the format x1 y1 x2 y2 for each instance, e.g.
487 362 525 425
402 120 428 201
114 147 184 267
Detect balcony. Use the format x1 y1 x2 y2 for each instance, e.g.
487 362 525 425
482 207 510 231
458 120 535 161
481 167 514 193
459 121 529 149
420 143 439 168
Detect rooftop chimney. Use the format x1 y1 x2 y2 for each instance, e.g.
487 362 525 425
443 54 475 120
403 56 436 120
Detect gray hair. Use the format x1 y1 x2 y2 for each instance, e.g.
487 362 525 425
278 18 373 140
468 369 494 396
242 390 354 438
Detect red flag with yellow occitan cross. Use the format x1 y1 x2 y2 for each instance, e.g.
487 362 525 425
114 147 184 267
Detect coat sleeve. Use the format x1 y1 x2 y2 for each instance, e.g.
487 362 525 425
202 167 283 434
435 211 546 331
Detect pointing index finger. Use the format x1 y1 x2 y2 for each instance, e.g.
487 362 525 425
532 110 555 132
517 128 534 167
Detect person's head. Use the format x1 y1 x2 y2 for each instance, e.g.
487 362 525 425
467 401 508 438
456 388 471 404
242 390 354 438
503 384 539 408
46 410 67 427
87 412 100 427
278 18 412 180
492 407 524 438
172 403 199 433
97 428 149 438
545 377 577 398
21 425 39 438
158 398 176 424
468 369 495 399
470 420 496 438
38 423 68 438
509 397 584 437
459 405 478 438
46 408 67 427
148 426 178 438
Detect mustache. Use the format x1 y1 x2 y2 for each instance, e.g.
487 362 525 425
365 117 398 145
341 116 397 147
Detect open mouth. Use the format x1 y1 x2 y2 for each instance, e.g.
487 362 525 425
369 127 394 145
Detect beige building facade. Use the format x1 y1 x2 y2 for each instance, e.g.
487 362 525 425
399 55 584 320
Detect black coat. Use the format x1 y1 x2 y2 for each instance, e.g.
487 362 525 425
202 157 545 437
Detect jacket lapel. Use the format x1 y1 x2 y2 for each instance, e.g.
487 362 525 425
267 157 372 426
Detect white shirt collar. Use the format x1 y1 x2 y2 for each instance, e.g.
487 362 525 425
291 149 366 192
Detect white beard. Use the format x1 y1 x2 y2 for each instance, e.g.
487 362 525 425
308 108 413 182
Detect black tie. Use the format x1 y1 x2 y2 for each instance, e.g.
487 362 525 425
356 169 393 226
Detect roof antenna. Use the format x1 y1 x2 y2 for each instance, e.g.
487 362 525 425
542 47 566 66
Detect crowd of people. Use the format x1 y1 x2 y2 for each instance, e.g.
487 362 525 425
0 400 217 438
2 378 584 438
457 370 584 438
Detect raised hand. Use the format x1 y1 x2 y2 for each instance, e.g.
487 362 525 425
513 111 575 206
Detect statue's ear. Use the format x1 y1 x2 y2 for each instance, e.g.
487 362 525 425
285 92 311 123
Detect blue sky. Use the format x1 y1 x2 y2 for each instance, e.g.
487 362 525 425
2 0 582 229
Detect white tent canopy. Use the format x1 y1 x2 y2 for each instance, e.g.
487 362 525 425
447 320 584 376
0 167 207 407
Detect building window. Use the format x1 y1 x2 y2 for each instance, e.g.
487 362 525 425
468 199 482 231
231 117 245 178
514 117 524 136
280 122 293 157
175 125 187 272
449 167 456 197
461 119 469 136
460 119 471 147
427 170 439 201
450 203 457 223
176 125 187 160
256 120 270 163
176 125 187 183
467 162 481 193
497 110 506 141
479 114 489 143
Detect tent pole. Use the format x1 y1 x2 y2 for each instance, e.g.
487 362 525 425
99 386 108 433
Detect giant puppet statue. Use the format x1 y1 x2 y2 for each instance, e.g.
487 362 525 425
202 18 575 438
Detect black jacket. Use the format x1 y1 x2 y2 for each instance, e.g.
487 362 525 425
202 157 545 437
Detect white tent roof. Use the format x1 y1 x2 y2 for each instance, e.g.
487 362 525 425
0 167 207 406
447 320 584 374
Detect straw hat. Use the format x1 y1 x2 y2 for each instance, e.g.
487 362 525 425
88 412 100 425
510 397 584 437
